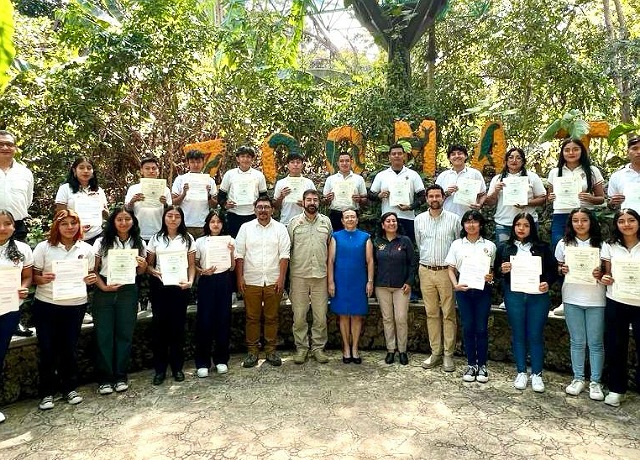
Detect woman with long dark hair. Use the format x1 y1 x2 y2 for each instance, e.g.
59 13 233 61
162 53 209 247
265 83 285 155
92 206 148 394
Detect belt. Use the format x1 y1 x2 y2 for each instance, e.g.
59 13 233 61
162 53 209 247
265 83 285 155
420 264 448 271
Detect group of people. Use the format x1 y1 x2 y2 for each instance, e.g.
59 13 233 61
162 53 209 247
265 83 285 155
1 129 640 425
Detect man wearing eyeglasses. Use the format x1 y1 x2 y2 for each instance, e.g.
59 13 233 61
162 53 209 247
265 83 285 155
235 196 291 368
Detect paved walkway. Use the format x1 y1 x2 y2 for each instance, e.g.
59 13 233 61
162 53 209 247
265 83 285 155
1 352 638 459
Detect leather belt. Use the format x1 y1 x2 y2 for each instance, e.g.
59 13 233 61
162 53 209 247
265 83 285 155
420 264 448 271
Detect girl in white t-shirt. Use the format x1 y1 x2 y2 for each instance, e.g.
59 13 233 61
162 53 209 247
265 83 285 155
0 210 33 424
555 208 605 401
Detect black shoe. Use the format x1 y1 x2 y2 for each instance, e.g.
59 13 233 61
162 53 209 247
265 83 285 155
152 373 165 385
14 324 33 337
342 356 352 364
173 371 185 382
352 356 362 365
385 352 395 364
399 352 409 365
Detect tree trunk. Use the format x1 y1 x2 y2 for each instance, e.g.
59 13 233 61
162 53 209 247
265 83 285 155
602 0 632 124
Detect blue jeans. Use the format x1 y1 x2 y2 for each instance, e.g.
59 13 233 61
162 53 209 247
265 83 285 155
563 303 604 382
503 284 550 374
551 213 570 253
455 286 492 366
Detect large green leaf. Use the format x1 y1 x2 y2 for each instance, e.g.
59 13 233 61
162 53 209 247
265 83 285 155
0 0 15 93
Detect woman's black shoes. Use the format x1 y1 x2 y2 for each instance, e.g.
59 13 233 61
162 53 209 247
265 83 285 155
352 356 362 364
342 356 352 364
399 352 409 365
385 352 395 364
152 373 165 385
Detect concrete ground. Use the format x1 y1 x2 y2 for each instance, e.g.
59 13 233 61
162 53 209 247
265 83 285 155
0 352 638 460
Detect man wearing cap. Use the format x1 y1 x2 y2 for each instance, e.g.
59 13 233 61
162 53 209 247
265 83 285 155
172 150 217 237
322 152 368 231
274 153 316 225
608 136 640 212
218 146 269 238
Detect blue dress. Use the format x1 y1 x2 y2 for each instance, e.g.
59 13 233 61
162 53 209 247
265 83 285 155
330 229 370 315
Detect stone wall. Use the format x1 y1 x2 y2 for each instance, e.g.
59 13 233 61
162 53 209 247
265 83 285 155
1 301 636 406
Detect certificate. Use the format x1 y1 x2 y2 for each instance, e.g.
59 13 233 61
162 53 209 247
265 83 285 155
510 255 541 294
332 181 355 209
74 194 103 227
107 249 139 285
564 246 600 286
185 173 210 202
502 176 529 206
388 179 411 207
231 177 256 206
0 266 21 315
622 183 640 212
458 254 490 290
52 258 89 301
158 250 188 286
283 177 305 204
553 176 580 210
611 259 640 300
140 178 166 207
204 236 232 272
453 178 481 207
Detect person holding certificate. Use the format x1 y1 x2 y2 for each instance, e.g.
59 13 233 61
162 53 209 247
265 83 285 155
146 206 196 385
435 144 486 218
547 138 605 252
599 208 640 407
555 208 606 401
494 213 557 393
607 136 640 213
445 210 496 383
0 210 33 423
92 207 147 395
32 209 96 410
194 210 235 378
485 148 546 243
373 212 416 366
322 152 368 231
55 157 109 245
273 152 316 225
171 150 217 238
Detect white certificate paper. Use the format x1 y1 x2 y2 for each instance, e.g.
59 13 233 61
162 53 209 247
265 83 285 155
553 176 580 210
283 177 305 204
158 250 188 286
140 178 166 207
52 258 89 301
332 181 355 209
0 266 21 315
107 249 139 285
510 255 542 294
453 178 481 207
622 183 640 212
388 179 411 207
502 176 529 206
205 236 232 272
611 259 640 300
564 246 600 286
231 177 256 206
74 194 103 227
185 173 210 201
458 254 490 290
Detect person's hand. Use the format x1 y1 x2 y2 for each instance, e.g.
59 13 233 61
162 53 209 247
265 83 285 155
159 195 167 205
84 273 97 285
328 281 335 297
548 192 556 202
378 190 390 199
397 204 411 211
324 192 335 203
40 272 55 284
592 267 602 279
469 202 482 210
225 200 237 209
280 187 291 197
275 277 284 294
578 192 593 203
484 273 494 283
454 284 469 292
136 256 147 270
609 193 625 206
102 284 122 292
227 240 235 251
237 276 246 294
178 280 192 290
352 194 362 203
200 265 217 276
182 183 190 196
18 287 29 299
366 280 373 296
494 181 505 192
600 274 614 285
538 282 549 293
148 267 162 279
560 263 569 275
446 185 458 196
131 193 144 203
501 262 511 274
401 284 410 295
83 225 91 232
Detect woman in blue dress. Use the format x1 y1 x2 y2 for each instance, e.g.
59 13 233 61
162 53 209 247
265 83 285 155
328 209 374 364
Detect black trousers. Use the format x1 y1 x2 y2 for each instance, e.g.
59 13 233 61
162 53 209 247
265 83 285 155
604 297 640 394
195 271 233 368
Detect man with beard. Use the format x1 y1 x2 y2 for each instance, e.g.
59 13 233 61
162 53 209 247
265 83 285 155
414 184 460 372
235 197 290 368
287 190 333 364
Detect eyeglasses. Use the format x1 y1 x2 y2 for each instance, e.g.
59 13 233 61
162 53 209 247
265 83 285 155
0 142 16 148
255 205 272 210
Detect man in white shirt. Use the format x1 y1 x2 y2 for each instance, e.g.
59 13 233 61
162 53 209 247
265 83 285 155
235 197 290 368
414 184 460 372
171 150 217 237
435 144 487 218
218 146 269 238
608 136 640 212
274 153 316 225
369 143 425 242
322 152 368 231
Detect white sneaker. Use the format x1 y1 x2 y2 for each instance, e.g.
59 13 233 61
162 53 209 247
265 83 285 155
565 379 585 396
196 368 209 378
513 372 528 390
66 391 83 405
604 391 623 407
98 384 113 395
216 364 228 374
0 411 5 423
589 382 604 401
114 382 128 392
462 365 477 382
531 373 545 393
82 313 94 324
38 395 54 410
553 304 564 316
